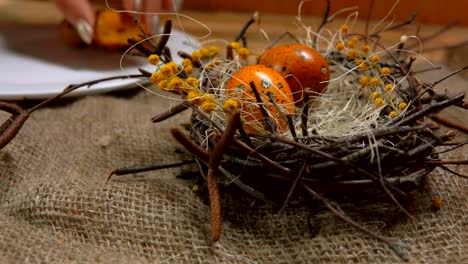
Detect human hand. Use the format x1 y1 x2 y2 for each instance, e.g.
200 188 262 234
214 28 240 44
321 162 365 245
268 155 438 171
54 0 182 45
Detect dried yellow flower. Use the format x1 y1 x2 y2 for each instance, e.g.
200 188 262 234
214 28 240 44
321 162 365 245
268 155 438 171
380 67 391 75
340 24 349 33
238 48 250 60
370 55 380 63
389 111 399 118
335 42 345 51
230 42 241 50
384 83 394 92
223 99 239 112
147 54 160 65
360 76 370 87
373 97 384 106
361 45 370 53
348 50 357 59
398 102 407 110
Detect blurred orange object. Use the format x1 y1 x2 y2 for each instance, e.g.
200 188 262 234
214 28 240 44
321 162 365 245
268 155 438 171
58 9 147 51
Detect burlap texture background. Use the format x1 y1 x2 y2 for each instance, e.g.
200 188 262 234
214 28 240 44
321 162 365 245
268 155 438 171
0 84 466 263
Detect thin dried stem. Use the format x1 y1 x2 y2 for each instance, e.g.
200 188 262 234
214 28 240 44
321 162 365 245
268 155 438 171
106 159 195 182
207 110 241 241
170 128 210 162
301 183 409 261
431 115 468 134
234 12 259 46
437 165 468 178
151 102 189 123
0 102 30 150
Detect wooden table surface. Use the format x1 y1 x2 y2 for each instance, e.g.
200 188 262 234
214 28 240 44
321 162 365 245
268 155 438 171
1 0 467 133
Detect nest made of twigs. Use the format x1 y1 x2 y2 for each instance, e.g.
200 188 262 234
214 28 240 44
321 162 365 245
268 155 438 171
107 5 467 260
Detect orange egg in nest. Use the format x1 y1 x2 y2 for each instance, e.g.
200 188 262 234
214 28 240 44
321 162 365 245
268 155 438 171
258 44 330 103
225 64 295 133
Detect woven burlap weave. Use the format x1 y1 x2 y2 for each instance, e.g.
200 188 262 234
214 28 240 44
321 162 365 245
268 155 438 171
0 82 466 263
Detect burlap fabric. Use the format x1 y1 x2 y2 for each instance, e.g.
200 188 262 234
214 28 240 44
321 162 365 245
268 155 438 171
0 81 466 263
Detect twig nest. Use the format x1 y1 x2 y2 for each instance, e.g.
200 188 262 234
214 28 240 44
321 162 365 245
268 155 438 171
225 64 295 133
258 44 330 103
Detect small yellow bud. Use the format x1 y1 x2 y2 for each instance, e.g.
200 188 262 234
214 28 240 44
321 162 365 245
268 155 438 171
184 65 193 75
398 102 407 110
370 55 380 63
335 42 345 51
223 99 239 112
340 24 349 34
209 45 220 55
360 76 370 87
346 40 356 49
181 58 192 68
230 42 241 50
201 101 216 113
369 77 380 87
187 90 202 104
150 72 161 84
199 47 210 58
358 63 369 72
380 67 391 75
384 83 394 92
186 77 199 88
147 54 160 65
158 80 169 90
191 50 202 61
238 48 250 60
373 97 384 107
159 64 174 78
389 111 399 118
166 61 179 73
361 45 371 53
348 50 357 59
370 91 381 99
167 77 184 91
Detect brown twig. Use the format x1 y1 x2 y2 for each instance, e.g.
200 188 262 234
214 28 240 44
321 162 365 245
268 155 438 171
206 110 241 241
301 90 311 137
249 81 275 133
280 160 307 213
393 93 464 126
313 0 331 47
437 165 468 179
301 183 409 261
191 108 292 175
28 74 145 113
170 128 210 162
431 66 468 87
151 102 189 123
0 102 30 150
425 160 468 165
257 134 409 199
370 12 418 37
234 12 259 46
106 159 195 182
431 115 468 134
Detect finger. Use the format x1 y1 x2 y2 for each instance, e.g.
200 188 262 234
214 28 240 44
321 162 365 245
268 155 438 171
54 0 95 44
55 0 95 25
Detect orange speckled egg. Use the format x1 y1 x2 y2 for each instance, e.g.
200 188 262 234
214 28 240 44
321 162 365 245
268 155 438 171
259 44 330 103
225 64 295 133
